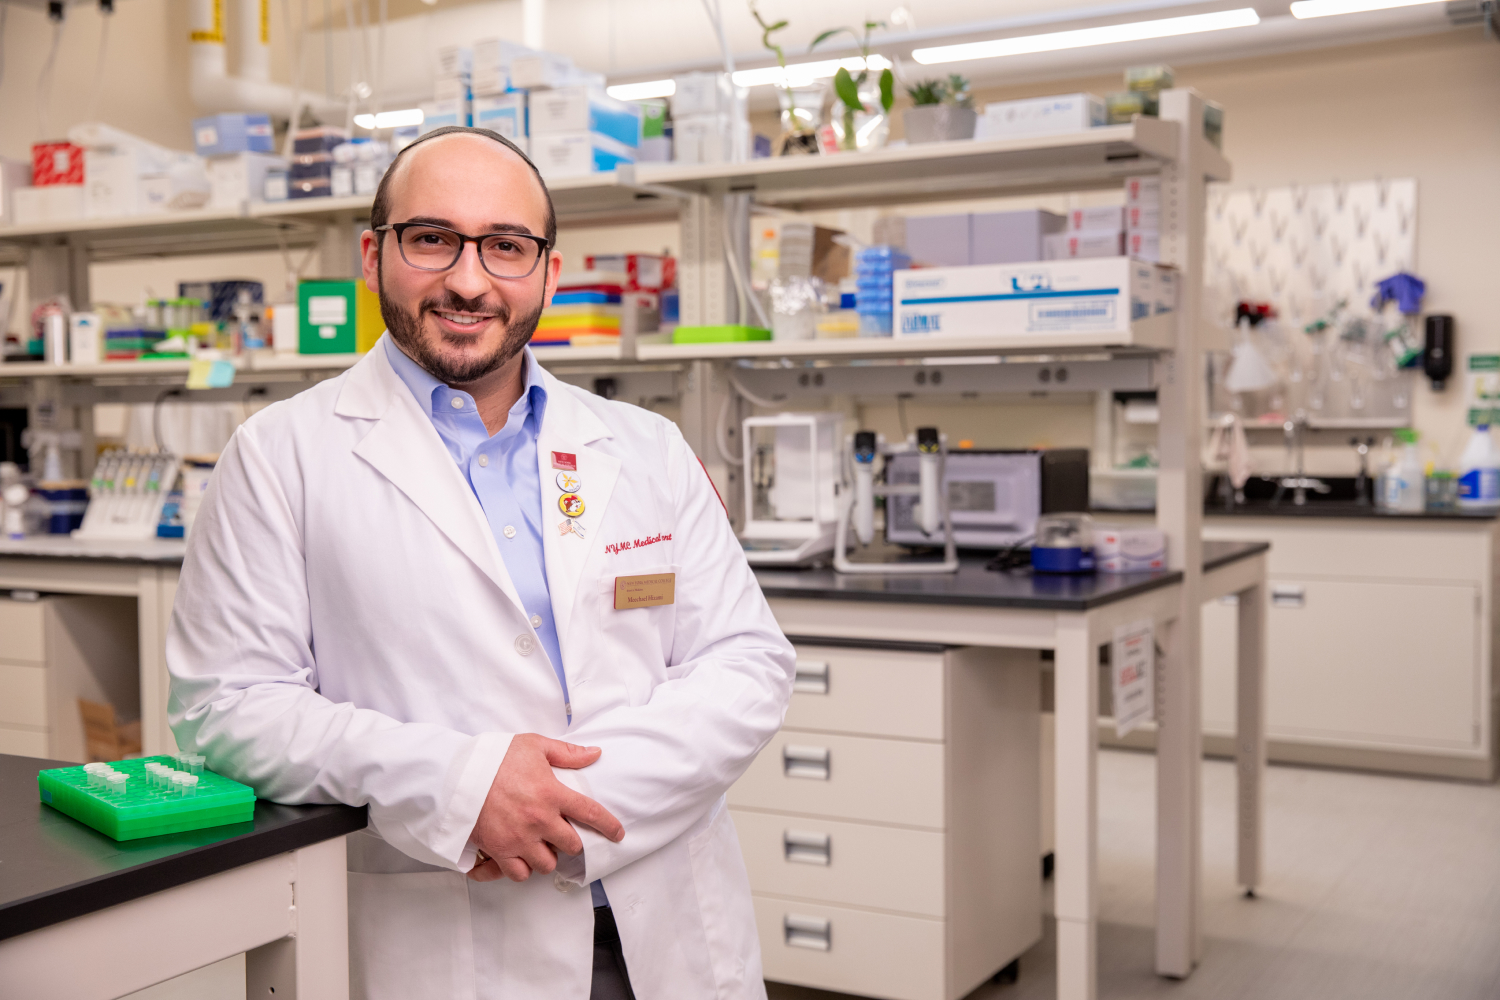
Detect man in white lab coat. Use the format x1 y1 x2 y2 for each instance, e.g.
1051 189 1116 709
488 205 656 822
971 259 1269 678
167 126 796 1000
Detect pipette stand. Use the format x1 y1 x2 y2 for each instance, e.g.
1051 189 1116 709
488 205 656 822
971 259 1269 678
834 432 960 575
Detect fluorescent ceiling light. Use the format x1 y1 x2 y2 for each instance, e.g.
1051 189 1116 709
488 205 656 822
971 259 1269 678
912 8 1260 65
607 79 676 101
733 55 892 89
1289 0 1442 17
354 108 424 129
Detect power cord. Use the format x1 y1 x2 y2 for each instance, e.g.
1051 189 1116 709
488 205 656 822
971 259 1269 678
985 534 1035 574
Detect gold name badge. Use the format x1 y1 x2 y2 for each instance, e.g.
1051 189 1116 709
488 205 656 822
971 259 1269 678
614 573 676 610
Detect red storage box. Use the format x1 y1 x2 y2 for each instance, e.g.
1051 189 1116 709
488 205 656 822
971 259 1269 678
32 142 85 186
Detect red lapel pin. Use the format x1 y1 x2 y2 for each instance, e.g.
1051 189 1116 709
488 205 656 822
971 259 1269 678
551 451 577 471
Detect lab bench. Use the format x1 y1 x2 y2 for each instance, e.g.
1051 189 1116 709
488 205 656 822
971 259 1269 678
0 752 366 1000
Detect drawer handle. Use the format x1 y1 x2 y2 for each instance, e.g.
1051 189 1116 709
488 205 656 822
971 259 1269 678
1270 585 1305 609
793 659 830 695
783 744 830 780
784 829 831 866
784 913 831 951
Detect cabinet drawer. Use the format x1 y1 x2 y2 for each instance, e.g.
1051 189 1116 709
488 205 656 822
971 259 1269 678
786 645 945 740
755 895 945 1000
0 600 46 664
0 664 46 728
729 731 945 828
0 725 49 758
732 809 945 917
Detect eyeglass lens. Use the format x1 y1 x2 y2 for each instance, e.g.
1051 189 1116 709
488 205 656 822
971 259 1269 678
397 226 543 278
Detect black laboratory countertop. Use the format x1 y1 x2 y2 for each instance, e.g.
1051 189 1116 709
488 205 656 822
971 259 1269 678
753 540 1267 612
0 754 366 941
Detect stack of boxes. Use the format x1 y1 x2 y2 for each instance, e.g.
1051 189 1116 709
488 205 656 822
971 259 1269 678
906 210 1066 266
528 88 641 177
15 141 86 224
671 72 749 165
288 127 348 200
539 255 671 346
854 245 912 336
423 45 475 135
1106 65 1173 125
1124 175 1161 262
973 93 1105 141
1043 205 1124 260
196 113 287 210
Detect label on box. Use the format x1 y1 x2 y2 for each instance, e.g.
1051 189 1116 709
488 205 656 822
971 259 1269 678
196 126 220 149
1069 206 1123 232
308 296 348 325
1112 618 1155 737
1126 204 1160 230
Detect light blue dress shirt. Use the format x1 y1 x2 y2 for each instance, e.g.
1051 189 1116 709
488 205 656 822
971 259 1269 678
383 335 608 907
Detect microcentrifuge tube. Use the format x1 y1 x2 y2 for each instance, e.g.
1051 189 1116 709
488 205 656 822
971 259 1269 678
182 774 198 797
187 755 205 775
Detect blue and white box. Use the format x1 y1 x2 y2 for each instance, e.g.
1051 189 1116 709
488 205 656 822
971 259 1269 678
893 257 1162 342
419 98 472 133
527 87 640 148
974 93 1105 139
529 131 634 177
193 114 274 157
474 92 527 141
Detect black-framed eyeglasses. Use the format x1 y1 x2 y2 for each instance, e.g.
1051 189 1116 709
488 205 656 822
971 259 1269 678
375 222 551 280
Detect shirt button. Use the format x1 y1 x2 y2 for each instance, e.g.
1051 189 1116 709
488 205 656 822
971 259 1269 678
450 397 464 410
554 872 578 893
477 454 489 468
503 525 517 539
514 635 535 656
530 613 542 628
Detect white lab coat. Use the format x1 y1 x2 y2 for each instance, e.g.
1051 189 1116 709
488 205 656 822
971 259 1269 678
167 340 795 1000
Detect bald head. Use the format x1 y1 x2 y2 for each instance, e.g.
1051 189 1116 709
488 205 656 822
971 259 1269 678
370 126 556 245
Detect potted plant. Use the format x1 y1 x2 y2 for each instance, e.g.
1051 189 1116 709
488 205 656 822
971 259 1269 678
810 20 894 152
749 2 824 155
903 74 977 144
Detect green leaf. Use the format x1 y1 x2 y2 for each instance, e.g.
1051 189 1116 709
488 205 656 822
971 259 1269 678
769 19 788 30
864 19 885 31
833 66 864 112
879 68 895 113
810 27 850 51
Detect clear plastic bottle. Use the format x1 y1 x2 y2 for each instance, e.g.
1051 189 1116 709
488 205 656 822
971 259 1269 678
1392 430 1426 513
1458 424 1500 510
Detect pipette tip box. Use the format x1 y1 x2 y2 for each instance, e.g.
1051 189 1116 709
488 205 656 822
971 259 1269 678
37 756 256 841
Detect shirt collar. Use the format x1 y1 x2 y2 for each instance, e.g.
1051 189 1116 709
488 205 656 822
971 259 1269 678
382 332 548 430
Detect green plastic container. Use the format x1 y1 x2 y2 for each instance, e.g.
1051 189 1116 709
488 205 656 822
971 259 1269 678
672 324 772 344
37 757 257 841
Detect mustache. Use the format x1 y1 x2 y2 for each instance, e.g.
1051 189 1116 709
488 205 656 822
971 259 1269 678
420 290 512 324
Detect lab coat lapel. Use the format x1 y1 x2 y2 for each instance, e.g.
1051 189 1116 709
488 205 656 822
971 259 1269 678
535 370 618 646
337 346 526 615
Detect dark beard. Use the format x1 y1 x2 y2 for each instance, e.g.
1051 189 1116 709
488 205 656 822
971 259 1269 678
378 254 544 384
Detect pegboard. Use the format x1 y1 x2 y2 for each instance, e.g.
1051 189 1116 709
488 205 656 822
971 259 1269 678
1205 179 1418 325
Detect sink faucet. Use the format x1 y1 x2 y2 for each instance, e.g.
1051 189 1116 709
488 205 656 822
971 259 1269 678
1350 436 1375 506
1272 415 1331 506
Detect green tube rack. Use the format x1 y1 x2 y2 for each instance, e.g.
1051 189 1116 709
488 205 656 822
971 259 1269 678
37 756 257 841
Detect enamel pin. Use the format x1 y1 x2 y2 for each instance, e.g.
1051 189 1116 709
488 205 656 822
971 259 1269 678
558 519 586 538
555 471 582 492
551 451 577 471
558 493 585 518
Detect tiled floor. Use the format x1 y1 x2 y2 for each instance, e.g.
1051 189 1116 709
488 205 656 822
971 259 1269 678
769 749 1500 1000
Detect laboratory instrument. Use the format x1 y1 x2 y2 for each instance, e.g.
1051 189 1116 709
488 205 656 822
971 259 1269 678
74 450 180 540
739 412 844 566
37 755 256 841
1031 512 1096 573
834 427 959 575
884 448 1088 549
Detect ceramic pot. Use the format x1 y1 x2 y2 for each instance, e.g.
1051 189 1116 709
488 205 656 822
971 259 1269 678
903 104 978 144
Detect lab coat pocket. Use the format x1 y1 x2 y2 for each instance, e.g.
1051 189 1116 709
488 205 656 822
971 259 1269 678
688 799 765 999
348 870 477 1000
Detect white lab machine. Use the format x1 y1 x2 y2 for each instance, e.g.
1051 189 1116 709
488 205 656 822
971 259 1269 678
835 427 960 574
739 412 844 566
73 450 179 541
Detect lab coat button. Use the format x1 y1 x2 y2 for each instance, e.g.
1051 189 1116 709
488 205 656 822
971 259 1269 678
530 614 542 628
514 635 535 656
503 525 517 539
478 454 489 468
450 397 464 410
554 872 579 893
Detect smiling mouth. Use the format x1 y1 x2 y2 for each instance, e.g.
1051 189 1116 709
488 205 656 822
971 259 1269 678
432 310 496 330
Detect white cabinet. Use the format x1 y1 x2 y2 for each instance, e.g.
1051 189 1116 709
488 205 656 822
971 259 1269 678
0 594 139 762
728 642 1041 1000
1200 517 1495 778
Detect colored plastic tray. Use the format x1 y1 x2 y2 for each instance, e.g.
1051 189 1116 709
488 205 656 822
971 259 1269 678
37 756 257 841
672 325 772 344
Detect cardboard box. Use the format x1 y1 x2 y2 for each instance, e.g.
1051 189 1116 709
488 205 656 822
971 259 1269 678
473 92 527 140
672 72 732 117
13 184 85 225
1068 206 1123 232
972 209 1066 265
434 74 472 102
69 313 102 364
1124 175 1160 206
420 98 472 133
1125 204 1160 231
975 93 1105 139
207 152 287 210
529 131 635 177
1043 230 1124 260
510 51 575 90
436 44 472 77
1126 230 1160 262
527 88 640 147
0 157 32 225
893 257 1152 341
32 142 85 186
584 254 676 291
298 280 381 354
193 114 274 157
672 115 731 164
1154 265 1177 314
904 214 971 267
83 149 146 217
472 38 527 95
1096 526 1167 573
